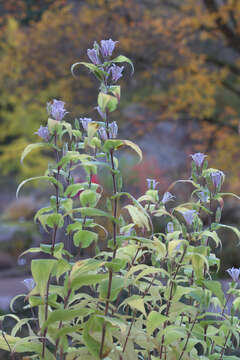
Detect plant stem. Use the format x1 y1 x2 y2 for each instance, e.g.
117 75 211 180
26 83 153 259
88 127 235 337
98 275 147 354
159 245 187 358
99 111 119 358
178 312 198 360
219 331 230 360
122 273 157 354
55 288 72 358
41 276 51 358
51 132 61 256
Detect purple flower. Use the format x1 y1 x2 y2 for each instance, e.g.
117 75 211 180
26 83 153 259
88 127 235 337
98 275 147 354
109 121 118 139
110 64 124 82
80 117 92 131
34 126 50 141
162 192 175 204
22 278 35 291
87 48 101 65
191 152 207 168
181 210 197 226
98 127 108 140
226 267 240 282
147 179 158 190
210 170 224 191
48 99 68 121
198 191 209 202
100 39 118 57
167 222 174 233
95 106 106 120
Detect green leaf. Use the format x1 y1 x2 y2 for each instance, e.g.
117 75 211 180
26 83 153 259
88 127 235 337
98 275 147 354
202 230 221 248
217 224 240 245
112 55 134 75
48 117 61 133
105 258 127 272
203 280 225 306
108 85 121 101
0 333 55 359
64 183 85 197
16 175 63 198
163 325 186 346
102 139 123 152
31 259 57 298
21 143 48 163
99 277 124 301
122 140 142 163
80 189 97 207
83 317 102 359
73 230 98 248
56 258 71 281
219 192 240 201
42 308 94 331
123 295 146 317
71 273 108 291
40 242 64 259
147 311 167 335
46 213 64 228
124 204 150 231
88 122 100 141
61 198 73 213
62 121 72 140
71 62 107 81
72 207 118 223
98 92 118 112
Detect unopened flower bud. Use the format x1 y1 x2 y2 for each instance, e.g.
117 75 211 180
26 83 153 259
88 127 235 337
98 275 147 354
147 178 158 190
98 127 108 140
109 121 118 139
210 170 224 191
80 117 92 131
167 222 174 233
95 106 106 120
34 126 50 141
100 39 118 57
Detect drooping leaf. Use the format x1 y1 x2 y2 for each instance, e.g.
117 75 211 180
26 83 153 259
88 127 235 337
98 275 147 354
111 55 134 74
21 143 48 163
16 175 63 198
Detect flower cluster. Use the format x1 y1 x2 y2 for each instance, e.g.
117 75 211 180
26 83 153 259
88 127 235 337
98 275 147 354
47 99 68 121
87 39 124 83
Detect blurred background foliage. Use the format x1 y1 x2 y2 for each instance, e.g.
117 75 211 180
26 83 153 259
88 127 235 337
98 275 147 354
0 0 240 191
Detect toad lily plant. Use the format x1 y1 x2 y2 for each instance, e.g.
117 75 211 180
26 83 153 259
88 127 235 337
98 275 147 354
1 39 240 360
